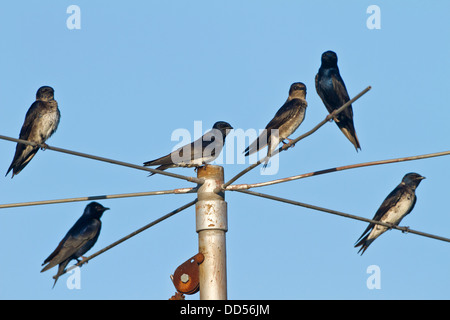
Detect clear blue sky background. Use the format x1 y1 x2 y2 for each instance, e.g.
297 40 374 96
1 1 449 299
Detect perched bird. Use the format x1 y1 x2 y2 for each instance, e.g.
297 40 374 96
6 86 61 177
244 82 307 168
144 121 233 175
315 51 360 151
41 202 110 288
355 173 425 255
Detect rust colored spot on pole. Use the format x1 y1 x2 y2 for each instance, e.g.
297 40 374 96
172 253 204 295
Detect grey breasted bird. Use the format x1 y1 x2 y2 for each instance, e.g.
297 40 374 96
144 121 233 175
41 202 109 288
315 51 361 151
355 173 425 255
244 82 307 168
6 86 61 177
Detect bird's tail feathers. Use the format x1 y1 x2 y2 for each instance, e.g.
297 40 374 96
244 139 262 156
244 132 269 157
261 157 270 170
5 146 39 178
354 234 374 255
355 224 372 245
340 126 361 151
147 165 170 177
51 260 70 289
143 153 171 167
40 262 55 273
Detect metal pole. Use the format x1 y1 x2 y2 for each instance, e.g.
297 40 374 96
195 165 227 300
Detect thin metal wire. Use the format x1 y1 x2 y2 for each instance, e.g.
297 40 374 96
4 149 448 210
226 150 450 191
236 189 450 243
221 85 372 189
0 187 196 209
0 134 204 185
60 199 198 277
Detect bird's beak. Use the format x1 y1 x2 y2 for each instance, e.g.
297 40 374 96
419 176 426 180
223 126 233 135
103 207 110 212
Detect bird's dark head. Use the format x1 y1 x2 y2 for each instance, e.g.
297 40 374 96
83 202 110 219
321 50 338 68
36 86 55 101
288 82 307 99
212 121 234 136
402 172 426 189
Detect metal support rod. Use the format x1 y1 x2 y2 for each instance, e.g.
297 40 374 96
0 187 197 210
225 150 450 191
195 165 227 300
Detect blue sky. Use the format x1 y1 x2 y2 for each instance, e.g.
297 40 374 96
0 1 449 299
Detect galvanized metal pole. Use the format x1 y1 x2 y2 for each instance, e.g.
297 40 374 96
195 165 228 300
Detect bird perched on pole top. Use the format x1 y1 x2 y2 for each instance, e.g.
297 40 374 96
6 86 61 178
41 202 110 288
144 121 233 175
355 173 425 255
315 51 361 151
244 82 308 168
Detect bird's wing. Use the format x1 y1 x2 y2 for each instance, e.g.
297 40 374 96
145 129 223 166
245 100 304 156
199 130 223 158
244 130 267 156
316 71 351 114
314 73 320 97
330 72 354 119
18 101 45 140
331 72 351 103
9 102 44 163
5 103 43 177
315 72 336 114
143 152 175 166
355 185 404 243
265 99 304 131
144 139 196 166
41 220 101 272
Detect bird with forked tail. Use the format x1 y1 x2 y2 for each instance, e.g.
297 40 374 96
244 82 307 168
355 173 425 255
144 121 233 175
41 202 109 288
315 51 361 151
6 86 60 178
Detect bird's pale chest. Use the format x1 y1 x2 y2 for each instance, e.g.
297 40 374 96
36 109 60 140
278 107 305 139
382 193 414 225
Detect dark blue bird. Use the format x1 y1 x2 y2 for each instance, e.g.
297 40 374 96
355 173 425 255
6 86 61 177
315 51 361 151
41 202 109 288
